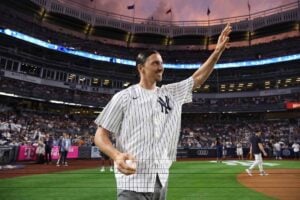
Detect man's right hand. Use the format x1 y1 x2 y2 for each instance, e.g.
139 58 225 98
114 153 137 175
263 152 268 157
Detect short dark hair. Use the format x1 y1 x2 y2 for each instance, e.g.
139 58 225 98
136 49 160 68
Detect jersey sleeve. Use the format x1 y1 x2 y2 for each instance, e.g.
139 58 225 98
94 91 125 134
163 76 194 105
257 137 262 144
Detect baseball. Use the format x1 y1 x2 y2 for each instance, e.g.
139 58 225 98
125 159 137 169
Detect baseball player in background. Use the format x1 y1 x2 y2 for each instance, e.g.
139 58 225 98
245 131 268 176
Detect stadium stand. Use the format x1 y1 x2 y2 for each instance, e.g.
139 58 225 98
0 0 299 163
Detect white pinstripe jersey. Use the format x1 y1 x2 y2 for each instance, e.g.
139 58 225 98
95 77 193 192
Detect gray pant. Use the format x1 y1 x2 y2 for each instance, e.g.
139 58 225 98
117 175 168 200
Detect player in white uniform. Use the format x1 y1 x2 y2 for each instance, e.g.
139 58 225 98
236 141 243 160
292 141 299 160
94 24 232 200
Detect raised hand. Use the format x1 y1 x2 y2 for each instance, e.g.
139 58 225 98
216 23 232 53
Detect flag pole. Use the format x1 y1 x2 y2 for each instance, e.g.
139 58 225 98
206 7 210 50
298 0 300 33
248 0 251 20
92 0 96 11
171 7 173 24
168 8 172 27
208 14 210 27
248 0 251 46
133 0 136 23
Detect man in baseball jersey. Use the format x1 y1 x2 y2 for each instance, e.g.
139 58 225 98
245 131 268 176
292 141 299 160
94 24 232 199
236 140 243 160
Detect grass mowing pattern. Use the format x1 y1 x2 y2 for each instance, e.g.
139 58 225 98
0 160 298 200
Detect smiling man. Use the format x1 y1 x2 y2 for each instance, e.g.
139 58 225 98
94 24 232 200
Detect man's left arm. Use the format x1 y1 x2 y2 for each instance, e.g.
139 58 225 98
259 143 267 156
192 24 232 89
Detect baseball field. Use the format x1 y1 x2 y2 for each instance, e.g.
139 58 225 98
0 160 299 200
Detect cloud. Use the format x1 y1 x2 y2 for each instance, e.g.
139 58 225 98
147 0 172 21
59 0 296 22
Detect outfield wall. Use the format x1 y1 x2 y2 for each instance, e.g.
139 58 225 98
0 145 297 164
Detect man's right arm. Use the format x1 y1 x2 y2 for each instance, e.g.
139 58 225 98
94 127 136 175
95 127 120 161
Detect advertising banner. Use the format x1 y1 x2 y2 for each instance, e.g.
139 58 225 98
17 145 37 161
51 146 78 159
91 146 101 158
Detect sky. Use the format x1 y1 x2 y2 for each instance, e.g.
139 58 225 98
62 0 297 22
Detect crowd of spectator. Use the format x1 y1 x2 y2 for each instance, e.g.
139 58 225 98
179 120 299 149
186 94 300 112
1 108 299 156
0 110 96 148
0 77 111 107
1 77 299 110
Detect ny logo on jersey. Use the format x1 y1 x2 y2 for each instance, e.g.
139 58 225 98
158 96 172 114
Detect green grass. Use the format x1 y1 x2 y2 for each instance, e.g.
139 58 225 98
0 160 299 200
169 161 266 200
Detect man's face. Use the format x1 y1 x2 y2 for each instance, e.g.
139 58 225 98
140 53 164 82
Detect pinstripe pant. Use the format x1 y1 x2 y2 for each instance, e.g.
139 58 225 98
117 175 168 200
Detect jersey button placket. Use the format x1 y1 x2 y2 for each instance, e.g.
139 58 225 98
153 116 160 138
153 95 160 174
153 94 160 139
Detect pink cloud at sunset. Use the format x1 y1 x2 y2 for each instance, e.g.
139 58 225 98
60 0 297 22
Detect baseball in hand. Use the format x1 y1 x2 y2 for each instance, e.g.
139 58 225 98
125 160 137 169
